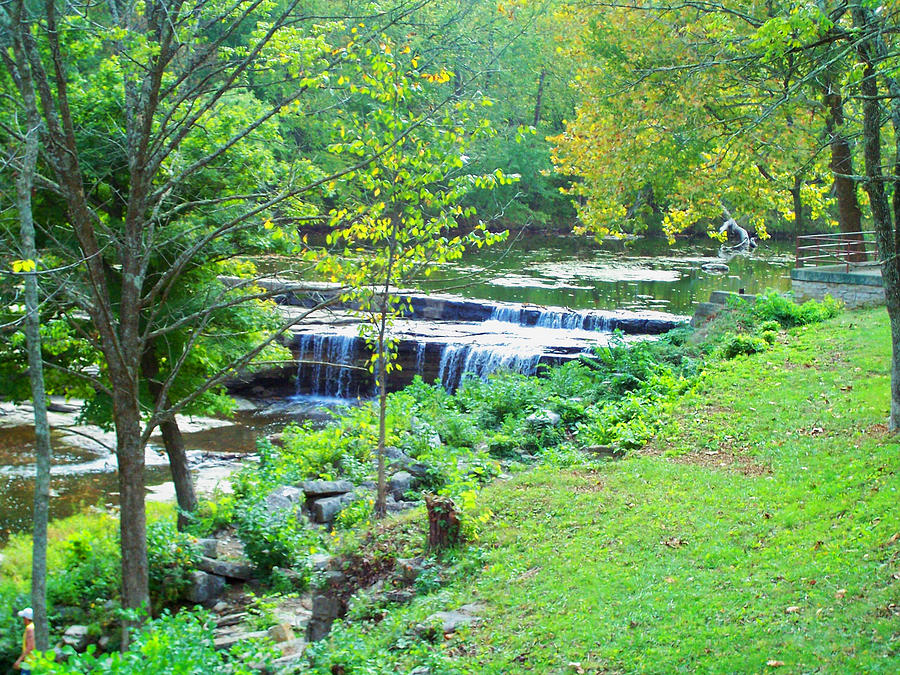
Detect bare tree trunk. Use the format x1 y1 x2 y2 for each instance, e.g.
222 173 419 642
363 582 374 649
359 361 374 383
141 346 197 530
790 174 804 234
12 44 51 653
5 2 52 648
824 80 866 261
374 315 389 519
113 396 149 644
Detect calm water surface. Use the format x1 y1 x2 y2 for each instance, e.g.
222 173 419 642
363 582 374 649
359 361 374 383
421 234 794 314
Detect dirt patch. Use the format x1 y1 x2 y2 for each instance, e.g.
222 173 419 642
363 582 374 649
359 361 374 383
866 423 891 438
641 444 772 477
570 469 605 494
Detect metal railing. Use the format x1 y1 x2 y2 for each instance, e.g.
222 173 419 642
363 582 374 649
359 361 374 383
795 231 879 271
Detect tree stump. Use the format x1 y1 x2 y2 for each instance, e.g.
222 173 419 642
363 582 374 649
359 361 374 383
425 494 462 552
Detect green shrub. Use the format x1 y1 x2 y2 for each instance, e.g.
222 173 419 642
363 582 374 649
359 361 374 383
757 319 782 333
146 520 202 609
760 329 778 345
751 291 842 327
47 529 120 610
29 610 274 674
486 432 519 458
234 499 320 581
185 492 236 538
335 495 375 529
455 370 543 428
720 333 770 359
0 582 28 670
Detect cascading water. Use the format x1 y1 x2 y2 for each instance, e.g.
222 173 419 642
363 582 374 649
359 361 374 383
436 343 543 391
414 342 427 373
295 334 365 398
288 298 681 398
489 305 612 332
489 306 524 324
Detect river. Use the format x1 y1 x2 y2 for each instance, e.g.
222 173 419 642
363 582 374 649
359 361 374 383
0 234 795 538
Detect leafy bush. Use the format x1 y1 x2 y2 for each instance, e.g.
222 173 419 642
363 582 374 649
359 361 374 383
335 495 375 529
0 582 28 670
146 520 202 608
454 370 543 428
760 329 778 345
751 291 841 327
185 492 236 538
720 333 770 359
47 529 120 610
29 610 274 674
757 319 782 334
234 499 320 581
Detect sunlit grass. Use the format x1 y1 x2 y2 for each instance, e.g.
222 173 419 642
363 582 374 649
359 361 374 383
456 308 899 673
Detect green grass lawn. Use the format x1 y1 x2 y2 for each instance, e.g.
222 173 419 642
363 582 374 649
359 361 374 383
452 308 899 673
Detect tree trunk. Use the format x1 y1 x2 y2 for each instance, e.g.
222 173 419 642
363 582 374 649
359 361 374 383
790 174 804 234
114 399 149 644
14 60 51 653
425 494 461 551
824 81 866 262
533 68 546 127
141 346 197 530
851 6 900 430
374 320 388 519
8 6 52 649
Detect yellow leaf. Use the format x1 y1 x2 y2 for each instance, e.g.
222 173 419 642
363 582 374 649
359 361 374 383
11 259 36 273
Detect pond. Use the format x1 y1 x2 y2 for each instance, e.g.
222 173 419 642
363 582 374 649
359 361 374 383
0 233 796 539
420 233 794 314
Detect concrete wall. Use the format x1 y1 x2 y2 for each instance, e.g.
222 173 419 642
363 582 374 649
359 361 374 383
791 279 885 308
790 266 885 309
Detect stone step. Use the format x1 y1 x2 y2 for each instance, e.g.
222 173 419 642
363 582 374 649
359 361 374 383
213 629 268 651
215 612 248 628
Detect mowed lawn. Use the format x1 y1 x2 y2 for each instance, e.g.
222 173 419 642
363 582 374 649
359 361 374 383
457 307 899 673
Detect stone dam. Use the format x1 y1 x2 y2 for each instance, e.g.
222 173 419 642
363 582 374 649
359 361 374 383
224 279 690 399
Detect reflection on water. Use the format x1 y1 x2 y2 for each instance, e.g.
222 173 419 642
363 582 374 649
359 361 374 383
0 402 351 541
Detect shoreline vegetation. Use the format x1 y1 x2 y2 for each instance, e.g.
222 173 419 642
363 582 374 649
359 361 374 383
4 293 898 673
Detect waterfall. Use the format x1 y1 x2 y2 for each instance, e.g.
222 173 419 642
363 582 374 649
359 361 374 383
295 334 364 398
437 344 468 391
437 343 543 390
490 305 612 332
414 341 427 374
489 306 524 324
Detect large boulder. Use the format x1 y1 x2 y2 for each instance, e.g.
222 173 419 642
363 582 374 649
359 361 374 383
265 485 305 512
196 556 255 581
388 471 415 500
61 625 93 652
420 603 486 636
306 593 343 642
384 446 413 468
310 491 360 524
185 570 226 604
195 538 220 558
525 410 561 427
267 623 295 643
